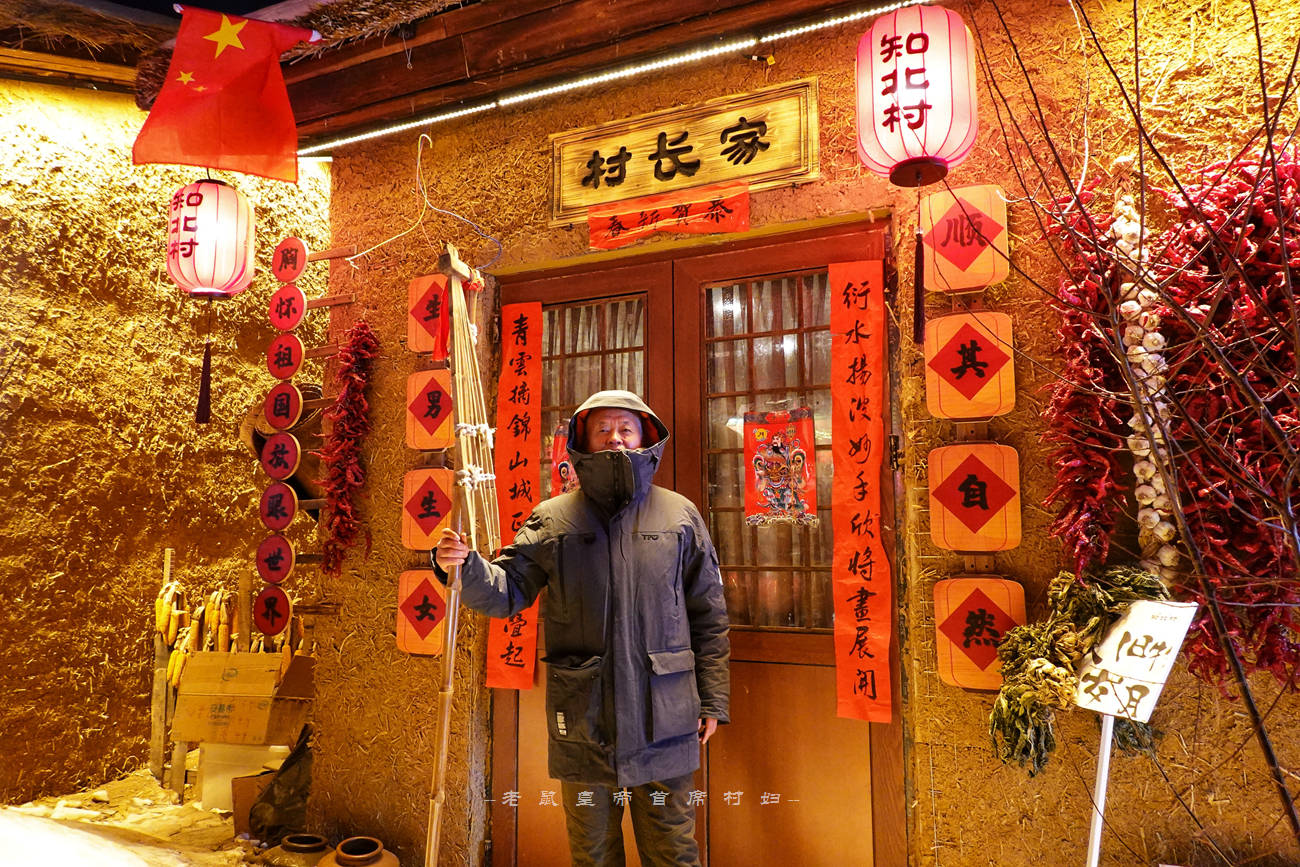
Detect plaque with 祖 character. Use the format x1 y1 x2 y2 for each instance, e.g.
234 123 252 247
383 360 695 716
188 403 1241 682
397 570 448 655
266 333 305 381
264 382 303 430
401 468 455 549
928 442 1021 551
933 576 1025 690
260 431 300 480
268 283 307 331
253 585 291 637
260 481 298 531
256 534 295 583
271 236 309 283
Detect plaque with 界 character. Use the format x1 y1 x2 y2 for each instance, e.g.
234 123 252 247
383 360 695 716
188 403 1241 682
924 311 1015 419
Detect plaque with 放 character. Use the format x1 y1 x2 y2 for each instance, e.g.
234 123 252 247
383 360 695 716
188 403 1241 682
259 432 301 480
401 468 455 549
406 369 455 450
933 576 1025 690
924 311 1015 419
397 570 448 655
928 442 1021 551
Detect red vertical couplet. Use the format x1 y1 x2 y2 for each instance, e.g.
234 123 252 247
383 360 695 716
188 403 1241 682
487 302 544 689
829 260 893 722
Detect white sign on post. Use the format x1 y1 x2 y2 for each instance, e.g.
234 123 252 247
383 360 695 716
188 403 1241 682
1075 600 1198 723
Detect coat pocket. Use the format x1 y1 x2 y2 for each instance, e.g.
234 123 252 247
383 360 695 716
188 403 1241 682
544 654 605 746
646 647 700 743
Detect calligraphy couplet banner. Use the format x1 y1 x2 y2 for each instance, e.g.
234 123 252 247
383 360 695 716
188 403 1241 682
488 302 543 689
829 260 893 723
588 182 750 250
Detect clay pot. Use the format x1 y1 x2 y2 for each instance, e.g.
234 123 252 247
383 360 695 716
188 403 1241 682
263 833 330 866
317 836 400 867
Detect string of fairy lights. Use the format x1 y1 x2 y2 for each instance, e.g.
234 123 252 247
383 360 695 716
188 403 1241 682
296 0 926 156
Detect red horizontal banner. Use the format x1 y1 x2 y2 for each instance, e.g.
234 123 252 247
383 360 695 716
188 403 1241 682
588 181 749 249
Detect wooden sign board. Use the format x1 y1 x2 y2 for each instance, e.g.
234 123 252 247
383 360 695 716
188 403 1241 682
1075 600 1197 723
268 283 307 331
550 78 819 225
928 442 1021 551
407 275 450 357
266 333 304 381
406 369 455 450
924 311 1015 419
933 576 1026 690
397 570 448 655
402 468 455 549
920 184 1009 293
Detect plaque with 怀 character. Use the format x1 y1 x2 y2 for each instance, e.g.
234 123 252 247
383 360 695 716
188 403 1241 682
933 576 1026 690
928 442 1021 551
401 468 455 550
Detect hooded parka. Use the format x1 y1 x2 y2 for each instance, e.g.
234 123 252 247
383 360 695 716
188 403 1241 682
455 390 730 787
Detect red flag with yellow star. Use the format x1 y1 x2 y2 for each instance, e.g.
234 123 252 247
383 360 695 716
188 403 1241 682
133 7 315 183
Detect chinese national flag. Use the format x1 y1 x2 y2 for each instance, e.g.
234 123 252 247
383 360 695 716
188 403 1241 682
133 8 314 183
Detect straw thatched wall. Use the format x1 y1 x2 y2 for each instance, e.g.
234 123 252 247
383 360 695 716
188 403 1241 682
0 78 330 804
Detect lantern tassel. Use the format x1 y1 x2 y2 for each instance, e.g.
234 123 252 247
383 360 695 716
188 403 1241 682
195 340 213 424
912 228 925 344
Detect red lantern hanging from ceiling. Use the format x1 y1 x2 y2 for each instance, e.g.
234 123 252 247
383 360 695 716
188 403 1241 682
166 178 256 423
855 5 978 187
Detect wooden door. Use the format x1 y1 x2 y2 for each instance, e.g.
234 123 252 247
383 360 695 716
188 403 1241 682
494 220 903 866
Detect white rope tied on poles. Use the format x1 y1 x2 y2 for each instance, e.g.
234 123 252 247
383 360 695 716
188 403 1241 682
426 243 502 867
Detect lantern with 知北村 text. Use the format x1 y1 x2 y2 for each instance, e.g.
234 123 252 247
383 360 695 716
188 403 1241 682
856 5 977 187
167 179 254 297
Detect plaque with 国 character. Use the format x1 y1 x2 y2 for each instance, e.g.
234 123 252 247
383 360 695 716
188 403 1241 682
263 383 303 431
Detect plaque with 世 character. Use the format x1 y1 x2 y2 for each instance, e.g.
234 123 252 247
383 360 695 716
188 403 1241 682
256 534 295 583
401 468 455 549
924 311 1015 419
1074 600 1197 723
928 442 1021 551
406 369 455 450
933 576 1026 690
397 570 448 655
920 184 1009 293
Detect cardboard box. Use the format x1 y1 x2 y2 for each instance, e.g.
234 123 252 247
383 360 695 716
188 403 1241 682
231 769 276 836
171 652 313 745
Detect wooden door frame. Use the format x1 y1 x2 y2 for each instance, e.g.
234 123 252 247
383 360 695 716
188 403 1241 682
491 216 905 867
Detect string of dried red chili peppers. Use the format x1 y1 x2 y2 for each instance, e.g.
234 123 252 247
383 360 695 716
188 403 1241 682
1043 187 1132 577
1154 153 1300 685
316 320 380 577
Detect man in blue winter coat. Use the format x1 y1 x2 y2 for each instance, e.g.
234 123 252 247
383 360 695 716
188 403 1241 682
435 389 730 867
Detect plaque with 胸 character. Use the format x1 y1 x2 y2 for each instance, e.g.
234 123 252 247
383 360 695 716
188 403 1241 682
933 576 1026 690
260 432 300 480
924 311 1015 419
266 333 304 381
928 442 1021 551
271 236 308 283
264 382 303 430
397 570 448 655
256 534 295 583
401 468 455 549
254 585 291 637
268 283 307 331
920 184 1009 293
406 369 455 450
260 481 298 531
407 274 450 358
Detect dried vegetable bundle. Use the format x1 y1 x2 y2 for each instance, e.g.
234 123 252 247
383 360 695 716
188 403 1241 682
990 565 1168 775
315 320 381 577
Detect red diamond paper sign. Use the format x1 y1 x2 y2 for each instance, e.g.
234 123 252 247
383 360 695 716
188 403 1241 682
929 443 1021 551
402 468 454 549
406 369 455 450
928 322 1010 400
400 576 447 640
407 275 450 358
934 577 1026 689
924 312 1015 419
398 571 448 654
920 184 1009 292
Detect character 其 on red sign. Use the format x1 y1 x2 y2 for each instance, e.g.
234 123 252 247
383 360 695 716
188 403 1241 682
743 408 818 526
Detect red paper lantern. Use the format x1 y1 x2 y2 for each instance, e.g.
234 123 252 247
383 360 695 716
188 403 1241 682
855 5 977 187
166 179 255 297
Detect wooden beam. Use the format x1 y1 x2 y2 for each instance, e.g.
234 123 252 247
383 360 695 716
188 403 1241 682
0 47 135 86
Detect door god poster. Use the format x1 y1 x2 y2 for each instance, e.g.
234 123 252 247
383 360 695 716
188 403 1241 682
743 408 819 526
